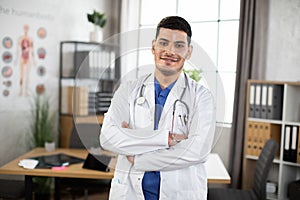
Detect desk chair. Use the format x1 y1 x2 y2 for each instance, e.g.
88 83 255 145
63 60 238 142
0 179 25 199
208 139 278 200
59 123 110 200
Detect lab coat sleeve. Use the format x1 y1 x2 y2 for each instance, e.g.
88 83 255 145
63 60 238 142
133 87 216 171
100 82 169 156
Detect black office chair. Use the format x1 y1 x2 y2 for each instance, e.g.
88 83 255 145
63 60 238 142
58 123 110 200
208 139 278 200
0 179 25 199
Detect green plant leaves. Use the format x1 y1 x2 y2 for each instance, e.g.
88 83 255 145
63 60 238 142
32 95 56 147
87 10 107 28
183 69 202 82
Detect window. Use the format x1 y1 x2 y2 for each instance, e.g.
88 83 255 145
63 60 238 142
137 0 240 125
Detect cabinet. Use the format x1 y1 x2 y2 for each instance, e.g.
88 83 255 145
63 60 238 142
58 41 120 147
243 80 300 200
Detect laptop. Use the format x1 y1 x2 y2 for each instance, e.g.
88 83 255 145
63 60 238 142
82 153 112 172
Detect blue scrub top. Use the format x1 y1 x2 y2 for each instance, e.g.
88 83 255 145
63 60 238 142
142 78 176 200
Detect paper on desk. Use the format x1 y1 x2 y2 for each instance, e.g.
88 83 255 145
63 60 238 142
18 159 39 169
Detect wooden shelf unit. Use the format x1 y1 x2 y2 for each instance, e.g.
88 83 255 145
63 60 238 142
58 41 119 148
242 80 300 200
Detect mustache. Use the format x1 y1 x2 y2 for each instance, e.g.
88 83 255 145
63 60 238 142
160 54 181 61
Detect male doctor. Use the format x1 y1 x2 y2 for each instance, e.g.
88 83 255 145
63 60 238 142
100 16 215 200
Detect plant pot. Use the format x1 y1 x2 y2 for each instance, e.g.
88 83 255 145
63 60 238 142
45 142 55 152
89 30 103 42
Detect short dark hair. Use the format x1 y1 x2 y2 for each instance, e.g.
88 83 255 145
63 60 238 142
155 16 192 45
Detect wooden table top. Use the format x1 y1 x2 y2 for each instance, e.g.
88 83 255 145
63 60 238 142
0 148 114 179
0 148 230 184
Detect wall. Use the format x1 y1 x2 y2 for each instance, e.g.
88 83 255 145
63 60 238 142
212 0 300 172
265 0 300 81
0 0 119 169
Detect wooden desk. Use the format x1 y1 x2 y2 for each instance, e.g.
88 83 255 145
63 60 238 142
205 153 231 184
0 149 230 199
0 148 114 200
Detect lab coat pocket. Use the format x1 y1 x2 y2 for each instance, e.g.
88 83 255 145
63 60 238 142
109 178 128 200
134 104 151 128
172 103 188 135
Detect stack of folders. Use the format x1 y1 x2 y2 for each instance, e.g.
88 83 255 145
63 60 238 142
249 83 284 120
246 121 281 157
88 92 113 114
61 86 89 116
283 125 300 163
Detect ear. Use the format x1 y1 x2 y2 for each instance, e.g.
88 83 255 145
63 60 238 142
186 45 193 60
151 39 156 54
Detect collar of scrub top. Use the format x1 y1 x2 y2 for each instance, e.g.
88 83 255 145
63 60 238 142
154 78 176 104
154 73 188 125
154 78 177 130
139 72 187 107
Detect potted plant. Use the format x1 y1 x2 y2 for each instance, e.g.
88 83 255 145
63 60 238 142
31 95 57 199
87 10 107 42
183 68 202 82
31 95 56 149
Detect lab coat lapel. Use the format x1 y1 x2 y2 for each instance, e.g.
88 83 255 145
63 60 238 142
143 73 155 120
159 73 186 128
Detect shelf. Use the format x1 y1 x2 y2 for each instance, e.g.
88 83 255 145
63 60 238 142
284 121 300 126
243 79 300 200
75 115 104 124
247 118 282 124
245 155 280 164
59 41 119 148
282 161 300 167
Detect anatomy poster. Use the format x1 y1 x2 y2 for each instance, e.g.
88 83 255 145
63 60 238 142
0 0 57 111
1 24 48 97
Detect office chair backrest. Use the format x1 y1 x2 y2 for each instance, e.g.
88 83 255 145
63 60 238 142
252 139 278 200
69 123 101 149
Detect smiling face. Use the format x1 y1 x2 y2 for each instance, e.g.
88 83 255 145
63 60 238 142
152 28 192 77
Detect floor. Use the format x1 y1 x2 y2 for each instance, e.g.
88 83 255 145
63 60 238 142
59 190 109 200
55 187 110 200
13 188 110 200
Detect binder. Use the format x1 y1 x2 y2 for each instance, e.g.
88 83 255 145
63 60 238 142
267 85 283 120
283 125 291 162
256 122 265 156
297 127 300 163
261 85 268 119
262 122 281 156
249 84 256 118
254 84 262 118
246 121 254 155
290 126 298 163
75 51 90 78
252 122 260 156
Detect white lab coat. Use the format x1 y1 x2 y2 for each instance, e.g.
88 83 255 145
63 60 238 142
100 72 215 200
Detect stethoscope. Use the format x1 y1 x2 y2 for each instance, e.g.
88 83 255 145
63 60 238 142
135 73 190 134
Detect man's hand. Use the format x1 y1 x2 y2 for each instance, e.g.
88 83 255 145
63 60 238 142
122 121 130 128
127 155 135 164
168 132 188 147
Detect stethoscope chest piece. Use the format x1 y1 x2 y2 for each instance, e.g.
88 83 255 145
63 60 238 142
136 96 145 105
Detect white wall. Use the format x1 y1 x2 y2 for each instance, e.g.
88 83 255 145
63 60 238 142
265 0 300 81
0 0 117 168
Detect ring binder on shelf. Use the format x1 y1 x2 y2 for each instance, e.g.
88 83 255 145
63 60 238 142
267 85 283 120
291 126 298 163
249 84 256 118
261 85 268 119
284 125 292 162
297 127 300 163
254 84 262 118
